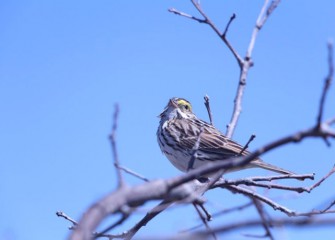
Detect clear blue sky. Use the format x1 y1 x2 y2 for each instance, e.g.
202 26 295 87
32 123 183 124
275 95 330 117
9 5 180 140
1 1 335 239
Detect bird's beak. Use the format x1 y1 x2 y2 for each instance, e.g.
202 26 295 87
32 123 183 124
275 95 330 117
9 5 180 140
157 98 178 118
168 98 178 108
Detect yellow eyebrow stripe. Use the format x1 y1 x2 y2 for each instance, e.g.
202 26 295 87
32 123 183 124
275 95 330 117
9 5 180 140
177 99 192 111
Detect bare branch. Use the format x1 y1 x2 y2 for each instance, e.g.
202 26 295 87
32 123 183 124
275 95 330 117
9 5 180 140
184 218 335 238
193 203 217 240
197 202 212 221
239 134 256 155
191 0 243 66
248 0 280 58
296 199 335 217
222 13 236 37
115 164 149 182
56 211 122 239
124 200 173 240
204 95 214 125
109 104 125 188
307 165 335 192
246 173 315 182
168 8 206 24
321 199 335 213
317 41 334 127
226 185 295 216
212 202 253 217
96 213 129 239
56 211 78 227
169 2 243 65
249 198 274 240
226 0 281 138
261 0 281 27
182 202 253 233
213 178 310 193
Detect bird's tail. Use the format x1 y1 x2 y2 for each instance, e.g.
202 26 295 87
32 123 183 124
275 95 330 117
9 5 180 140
250 160 296 175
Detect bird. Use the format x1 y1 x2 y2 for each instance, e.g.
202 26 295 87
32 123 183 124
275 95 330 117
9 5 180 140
157 97 295 176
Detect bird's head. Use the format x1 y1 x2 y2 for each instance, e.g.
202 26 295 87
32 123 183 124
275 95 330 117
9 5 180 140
158 97 193 120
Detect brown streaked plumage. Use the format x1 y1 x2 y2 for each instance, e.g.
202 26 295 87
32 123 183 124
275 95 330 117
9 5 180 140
157 97 295 176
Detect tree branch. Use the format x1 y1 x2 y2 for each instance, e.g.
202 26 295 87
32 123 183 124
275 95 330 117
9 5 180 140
193 203 217 240
108 104 125 188
169 2 243 66
317 41 334 127
182 218 335 238
249 198 274 240
213 178 311 193
226 0 281 137
204 95 214 126
226 185 296 216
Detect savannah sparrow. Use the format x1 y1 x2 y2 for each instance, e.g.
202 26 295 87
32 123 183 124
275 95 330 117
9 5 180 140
157 97 294 176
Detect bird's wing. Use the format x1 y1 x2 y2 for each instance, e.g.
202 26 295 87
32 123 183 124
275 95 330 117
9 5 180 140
198 128 250 161
172 118 250 161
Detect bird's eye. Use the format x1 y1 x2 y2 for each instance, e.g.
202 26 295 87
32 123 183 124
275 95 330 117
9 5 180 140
176 99 192 111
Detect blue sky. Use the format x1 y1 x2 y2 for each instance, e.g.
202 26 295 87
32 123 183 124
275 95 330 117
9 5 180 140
1 1 335 239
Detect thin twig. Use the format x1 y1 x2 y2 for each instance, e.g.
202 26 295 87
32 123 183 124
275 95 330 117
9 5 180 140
197 203 212 221
56 211 78 227
187 218 335 238
95 213 129 239
213 178 310 193
307 165 335 192
222 13 236 37
246 173 315 182
261 0 281 27
226 0 281 138
317 41 334 127
116 164 149 182
124 200 173 240
109 104 125 188
227 183 335 219
169 2 242 65
56 211 124 239
296 199 335 217
251 198 274 240
204 95 214 125
168 8 206 24
226 185 295 216
239 134 256 155
321 200 335 213
181 202 253 233
247 0 278 57
190 0 243 65
213 202 253 217
193 203 217 240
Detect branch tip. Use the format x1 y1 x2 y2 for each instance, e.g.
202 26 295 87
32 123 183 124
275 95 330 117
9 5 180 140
222 13 237 37
316 42 334 127
110 103 125 188
204 95 214 125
